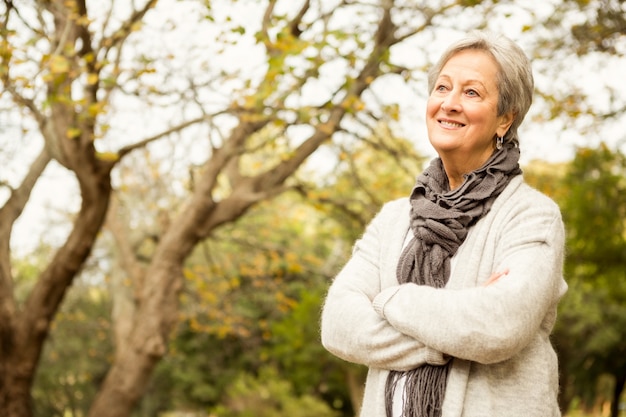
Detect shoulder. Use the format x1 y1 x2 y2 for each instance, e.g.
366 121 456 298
498 176 562 217
368 197 410 225
359 197 410 244
381 196 409 213
493 176 565 243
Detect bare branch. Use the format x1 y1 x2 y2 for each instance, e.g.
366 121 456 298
200 1 405 209
601 104 626 120
99 0 157 51
0 5 46 125
105 197 146 285
1 0 45 38
1 1 12 35
0 147 51 241
288 0 310 37
72 0 99 107
50 8 73 56
0 147 51 356
374 0 396 47
2 84 47 128
116 111 228 159
293 183 369 228
261 0 279 54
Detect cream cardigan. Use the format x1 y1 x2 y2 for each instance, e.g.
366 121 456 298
321 175 567 417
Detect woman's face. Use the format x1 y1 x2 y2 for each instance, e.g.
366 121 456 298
426 49 513 168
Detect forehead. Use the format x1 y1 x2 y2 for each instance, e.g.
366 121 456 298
439 49 499 84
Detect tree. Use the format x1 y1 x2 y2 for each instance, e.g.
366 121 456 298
299 123 426 242
7 0 617 415
534 0 626 122
2 1 505 416
32 285 112 417
525 149 626 416
553 145 626 417
531 4 626 413
553 0 625 57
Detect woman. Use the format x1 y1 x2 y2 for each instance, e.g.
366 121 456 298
320 31 567 417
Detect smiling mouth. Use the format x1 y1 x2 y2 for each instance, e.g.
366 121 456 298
439 120 465 128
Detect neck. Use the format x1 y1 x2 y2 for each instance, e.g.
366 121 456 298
440 150 495 190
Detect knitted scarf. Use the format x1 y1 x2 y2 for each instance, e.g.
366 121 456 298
384 143 522 417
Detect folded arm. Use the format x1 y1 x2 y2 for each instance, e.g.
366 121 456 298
372 203 567 364
321 201 448 371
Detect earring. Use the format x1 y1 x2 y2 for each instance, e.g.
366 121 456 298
496 136 504 150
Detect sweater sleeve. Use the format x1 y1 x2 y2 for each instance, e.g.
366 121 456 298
372 193 567 364
321 201 449 371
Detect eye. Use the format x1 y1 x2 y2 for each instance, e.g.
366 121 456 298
435 84 448 93
465 89 479 97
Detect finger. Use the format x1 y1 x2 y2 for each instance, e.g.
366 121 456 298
483 268 510 287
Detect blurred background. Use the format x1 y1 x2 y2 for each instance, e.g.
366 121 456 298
0 1 624 416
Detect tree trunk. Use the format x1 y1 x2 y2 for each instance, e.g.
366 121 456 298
2 1 409 416
0 186 113 417
555 340 574 413
88 234 191 417
611 371 625 417
346 368 365 417
1 362 34 417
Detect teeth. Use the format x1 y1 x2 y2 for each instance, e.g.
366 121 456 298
440 120 464 128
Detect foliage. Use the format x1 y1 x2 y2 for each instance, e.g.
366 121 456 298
209 366 339 417
126 126 422 415
534 0 626 125
3 0 445 414
567 0 625 56
32 285 113 417
142 187 363 415
2 0 624 417
553 145 626 417
264 286 364 415
300 125 426 242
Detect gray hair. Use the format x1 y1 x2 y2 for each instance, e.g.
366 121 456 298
427 31 534 146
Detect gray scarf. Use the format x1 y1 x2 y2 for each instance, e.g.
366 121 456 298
385 143 522 417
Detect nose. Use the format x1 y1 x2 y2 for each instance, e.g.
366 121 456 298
441 92 461 112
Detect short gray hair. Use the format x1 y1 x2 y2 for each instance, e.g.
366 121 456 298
427 31 534 147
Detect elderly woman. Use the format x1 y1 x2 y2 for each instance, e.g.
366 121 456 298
320 32 567 417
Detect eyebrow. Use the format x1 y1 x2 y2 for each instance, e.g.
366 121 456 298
437 74 488 90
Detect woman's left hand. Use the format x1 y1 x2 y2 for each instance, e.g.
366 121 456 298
482 268 510 287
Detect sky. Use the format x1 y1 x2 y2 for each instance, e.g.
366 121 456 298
3 0 626 254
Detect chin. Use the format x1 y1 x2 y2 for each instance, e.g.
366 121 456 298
429 139 460 154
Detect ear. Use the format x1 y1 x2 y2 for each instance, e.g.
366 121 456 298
496 111 515 138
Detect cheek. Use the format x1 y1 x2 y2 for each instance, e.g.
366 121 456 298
466 106 494 126
426 97 439 117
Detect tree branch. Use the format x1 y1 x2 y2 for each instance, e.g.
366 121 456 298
116 111 228 159
261 0 279 54
0 147 51 360
0 147 51 243
288 0 310 37
2 83 47 128
99 0 158 51
17 168 112 360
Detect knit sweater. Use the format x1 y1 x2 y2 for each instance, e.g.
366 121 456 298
321 175 567 417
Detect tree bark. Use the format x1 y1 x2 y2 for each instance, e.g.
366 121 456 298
0 167 112 417
611 371 625 417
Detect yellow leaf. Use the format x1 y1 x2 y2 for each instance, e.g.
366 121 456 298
96 152 119 162
66 127 81 139
86 73 98 85
87 102 103 117
50 55 70 74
